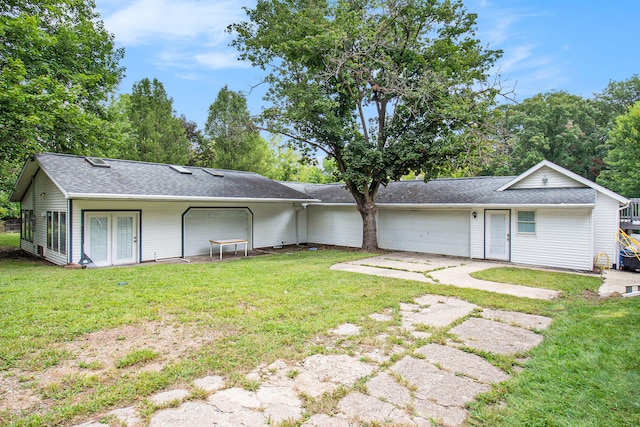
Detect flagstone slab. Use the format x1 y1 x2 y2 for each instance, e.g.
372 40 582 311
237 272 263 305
366 371 412 407
480 309 553 330
302 413 350 427
294 354 374 397
193 375 225 392
337 392 416 426
400 296 477 329
415 343 509 384
449 317 544 355
391 356 490 407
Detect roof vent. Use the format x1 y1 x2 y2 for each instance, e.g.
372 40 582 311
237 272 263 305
169 165 192 174
203 168 224 177
85 157 110 168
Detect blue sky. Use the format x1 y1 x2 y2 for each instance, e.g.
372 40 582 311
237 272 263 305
95 0 640 130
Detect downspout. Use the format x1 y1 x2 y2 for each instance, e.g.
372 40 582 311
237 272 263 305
294 203 309 245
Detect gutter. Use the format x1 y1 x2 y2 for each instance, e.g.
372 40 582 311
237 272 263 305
308 203 597 209
68 193 320 204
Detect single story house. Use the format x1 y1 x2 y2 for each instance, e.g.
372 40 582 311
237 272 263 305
10 153 628 271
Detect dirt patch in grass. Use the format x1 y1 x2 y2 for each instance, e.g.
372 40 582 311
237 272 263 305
0 318 224 414
0 247 38 260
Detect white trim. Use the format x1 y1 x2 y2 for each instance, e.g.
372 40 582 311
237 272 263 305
310 202 595 209
496 160 629 204
68 193 319 203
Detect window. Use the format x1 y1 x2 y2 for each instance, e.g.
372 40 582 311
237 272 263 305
47 211 67 254
21 209 34 242
517 211 536 233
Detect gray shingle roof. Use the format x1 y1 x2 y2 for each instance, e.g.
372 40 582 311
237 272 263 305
283 177 597 206
35 153 315 201
14 153 597 206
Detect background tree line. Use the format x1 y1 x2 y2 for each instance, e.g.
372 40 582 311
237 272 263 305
2 0 640 221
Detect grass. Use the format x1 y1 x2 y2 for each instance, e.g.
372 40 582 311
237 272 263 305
0 238 637 426
115 349 159 369
470 266 602 296
0 232 19 247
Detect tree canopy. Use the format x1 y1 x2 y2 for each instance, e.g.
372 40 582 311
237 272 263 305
597 101 640 197
202 86 274 175
489 91 603 179
124 78 191 165
231 0 501 250
0 0 124 166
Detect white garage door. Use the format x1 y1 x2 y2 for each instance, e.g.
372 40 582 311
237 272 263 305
184 208 251 256
378 209 470 257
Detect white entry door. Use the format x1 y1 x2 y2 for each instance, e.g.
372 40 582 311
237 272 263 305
485 210 510 261
85 212 138 266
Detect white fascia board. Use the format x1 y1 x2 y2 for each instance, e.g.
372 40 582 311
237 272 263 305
9 158 70 202
497 160 629 205
309 202 595 209
375 203 595 209
68 193 320 203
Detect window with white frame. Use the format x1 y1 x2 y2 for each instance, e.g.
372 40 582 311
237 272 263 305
47 211 67 254
517 210 536 233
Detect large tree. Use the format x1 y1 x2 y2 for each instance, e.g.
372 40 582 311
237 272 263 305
0 0 124 164
126 78 191 165
231 0 501 250
203 86 274 175
596 102 640 197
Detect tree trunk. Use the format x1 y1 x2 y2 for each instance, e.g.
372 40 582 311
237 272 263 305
357 200 379 252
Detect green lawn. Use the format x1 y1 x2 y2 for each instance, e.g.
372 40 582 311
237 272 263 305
0 232 19 247
0 242 637 426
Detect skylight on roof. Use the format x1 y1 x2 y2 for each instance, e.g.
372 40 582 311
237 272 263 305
85 157 110 168
170 165 192 174
203 168 224 177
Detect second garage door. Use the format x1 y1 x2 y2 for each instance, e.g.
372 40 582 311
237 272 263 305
378 209 470 257
184 208 251 256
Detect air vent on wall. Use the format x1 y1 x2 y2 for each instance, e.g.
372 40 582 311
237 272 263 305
170 165 193 174
85 157 110 168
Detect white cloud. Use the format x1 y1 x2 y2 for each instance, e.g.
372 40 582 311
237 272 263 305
469 1 566 99
194 52 252 70
101 0 247 45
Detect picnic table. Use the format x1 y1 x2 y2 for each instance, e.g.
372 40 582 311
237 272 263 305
209 239 248 260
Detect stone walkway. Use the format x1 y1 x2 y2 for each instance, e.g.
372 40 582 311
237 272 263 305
331 253 560 300
74 294 552 427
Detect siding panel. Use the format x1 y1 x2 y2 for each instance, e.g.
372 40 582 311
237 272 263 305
307 206 362 247
593 193 619 268
511 208 592 270
378 209 470 257
511 167 587 189
72 200 300 263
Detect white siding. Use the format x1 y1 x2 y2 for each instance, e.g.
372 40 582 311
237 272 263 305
184 208 251 256
593 192 620 268
378 209 470 257
510 208 593 270
307 206 362 247
511 166 587 189
252 203 298 248
71 200 300 263
18 170 68 265
470 209 485 259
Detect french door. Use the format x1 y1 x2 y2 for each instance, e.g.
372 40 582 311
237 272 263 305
85 212 138 266
485 210 510 261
